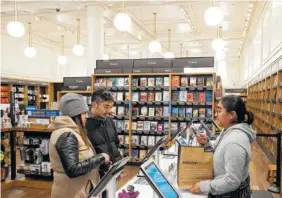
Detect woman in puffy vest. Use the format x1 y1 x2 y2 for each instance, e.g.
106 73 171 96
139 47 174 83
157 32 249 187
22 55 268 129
49 93 110 198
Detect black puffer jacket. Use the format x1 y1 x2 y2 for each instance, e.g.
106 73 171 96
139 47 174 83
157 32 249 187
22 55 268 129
86 117 121 174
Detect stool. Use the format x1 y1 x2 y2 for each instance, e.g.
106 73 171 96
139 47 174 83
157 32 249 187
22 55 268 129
266 164 276 185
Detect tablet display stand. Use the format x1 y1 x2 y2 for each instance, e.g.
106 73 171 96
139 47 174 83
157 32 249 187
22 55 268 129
88 157 130 198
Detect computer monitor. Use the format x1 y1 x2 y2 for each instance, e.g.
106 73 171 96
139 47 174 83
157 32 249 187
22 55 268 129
141 135 167 163
176 137 187 146
87 157 130 198
165 121 192 145
140 159 182 198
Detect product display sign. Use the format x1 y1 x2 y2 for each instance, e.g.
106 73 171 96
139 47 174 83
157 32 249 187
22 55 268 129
134 58 172 68
173 57 214 68
63 77 92 91
224 88 247 93
96 59 133 69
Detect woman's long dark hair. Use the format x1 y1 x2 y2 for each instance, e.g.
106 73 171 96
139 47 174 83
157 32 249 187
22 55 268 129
71 115 92 148
220 95 254 125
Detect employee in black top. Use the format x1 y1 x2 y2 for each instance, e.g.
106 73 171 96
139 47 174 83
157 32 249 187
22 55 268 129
86 89 122 197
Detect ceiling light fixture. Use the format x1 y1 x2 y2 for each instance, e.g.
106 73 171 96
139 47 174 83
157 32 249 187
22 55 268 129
57 35 67 65
6 0 25 38
212 25 224 52
164 29 174 58
24 22 37 58
72 18 84 56
204 2 224 26
114 0 132 31
148 13 162 53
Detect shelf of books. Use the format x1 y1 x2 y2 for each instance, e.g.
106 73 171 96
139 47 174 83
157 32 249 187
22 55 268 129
247 66 282 159
92 72 215 163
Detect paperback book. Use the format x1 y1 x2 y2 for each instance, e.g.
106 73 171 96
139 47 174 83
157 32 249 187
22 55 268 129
148 78 155 87
140 77 147 87
156 77 163 86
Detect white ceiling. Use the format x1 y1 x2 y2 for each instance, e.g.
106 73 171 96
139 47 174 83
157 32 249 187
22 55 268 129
1 0 260 61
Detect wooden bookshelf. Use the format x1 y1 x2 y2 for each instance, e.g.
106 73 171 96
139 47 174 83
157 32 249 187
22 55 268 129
248 67 281 159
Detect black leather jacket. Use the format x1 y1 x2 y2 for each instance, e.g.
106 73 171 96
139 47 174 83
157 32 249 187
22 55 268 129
56 132 105 178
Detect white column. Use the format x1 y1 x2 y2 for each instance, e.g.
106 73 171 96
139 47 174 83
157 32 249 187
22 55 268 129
87 5 104 75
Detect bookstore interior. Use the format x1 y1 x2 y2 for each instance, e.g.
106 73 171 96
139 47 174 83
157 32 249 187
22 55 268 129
1 1 282 198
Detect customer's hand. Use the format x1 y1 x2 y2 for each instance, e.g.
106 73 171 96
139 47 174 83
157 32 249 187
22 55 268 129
196 133 208 145
188 182 201 194
101 153 110 164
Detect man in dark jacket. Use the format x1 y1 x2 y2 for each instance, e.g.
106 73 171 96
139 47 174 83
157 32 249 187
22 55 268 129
85 89 122 197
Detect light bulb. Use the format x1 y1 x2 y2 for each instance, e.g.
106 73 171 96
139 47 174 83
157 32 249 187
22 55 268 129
216 50 226 61
164 52 175 58
204 7 224 26
72 44 85 56
6 20 25 38
114 13 132 31
24 47 37 58
212 38 225 51
103 54 110 60
148 40 162 53
57 55 67 65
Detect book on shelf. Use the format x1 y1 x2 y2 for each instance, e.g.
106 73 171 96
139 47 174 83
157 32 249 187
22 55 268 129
148 108 155 116
171 123 178 132
155 92 162 101
106 78 113 87
179 107 185 118
132 78 139 87
140 92 148 102
132 92 139 101
132 135 140 146
150 121 158 131
125 136 130 145
156 136 163 144
155 77 163 86
206 76 213 87
124 120 129 130
118 135 125 144
199 92 205 102
172 108 179 118
181 77 188 86
132 122 137 130
164 77 170 86
206 108 212 118
140 78 147 87
190 77 197 86
117 92 124 101
144 121 151 131
140 136 148 146
187 92 193 102
98 78 107 87
139 150 147 159
118 78 125 87
148 78 155 87
132 107 139 117
157 124 163 133
111 107 117 115
186 108 193 118
117 106 125 116
156 107 163 117
124 78 129 87
193 108 199 117
172 92 179 102
172 76 180 87
148 136 156 147
197 77 205 87
116 120 124 130
137 121 144 130
164 122 169 132
193 92 199 102
132 149 139 159
163 107 169 117
179 122 187 131
205 91 213 102
163 91 169 102
140 106 148 116
179 91 187 102
112 92 117 101
125 92 130 101
113 78 119 87
199 108 206 118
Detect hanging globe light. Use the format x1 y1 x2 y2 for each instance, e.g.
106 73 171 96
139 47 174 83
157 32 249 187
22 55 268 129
204 6 224 26
212 38 224 51
149 40 162 53
57 55 67 65
72 19 85 56
24 22 36 58
114 13 132 31
7 21 25 38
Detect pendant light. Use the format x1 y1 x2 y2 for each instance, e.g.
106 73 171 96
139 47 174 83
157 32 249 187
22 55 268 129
114 0 132 32
164 29 174 58
180 43 183 57
204 1 224 27
6 0 25 38
57 35 67 65
72 19 84 56
212 25 224 52
103 32 110 60
148 13 162 53
24 22 37 58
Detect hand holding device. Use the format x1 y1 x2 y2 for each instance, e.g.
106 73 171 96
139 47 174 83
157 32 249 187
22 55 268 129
196 133 208 145
102 153 110 164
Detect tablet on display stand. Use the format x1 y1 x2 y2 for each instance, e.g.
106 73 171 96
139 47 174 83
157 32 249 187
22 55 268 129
140 158 183 198
87 157 130 198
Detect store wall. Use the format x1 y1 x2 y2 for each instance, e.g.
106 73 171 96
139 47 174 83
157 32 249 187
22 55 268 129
215 61 239 88
1 34 60 82
239 1 282 86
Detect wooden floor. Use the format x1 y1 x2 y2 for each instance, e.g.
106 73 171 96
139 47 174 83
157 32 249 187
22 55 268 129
1 142 280 198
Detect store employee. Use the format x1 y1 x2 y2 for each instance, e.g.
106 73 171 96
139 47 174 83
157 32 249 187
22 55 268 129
189 95 256 198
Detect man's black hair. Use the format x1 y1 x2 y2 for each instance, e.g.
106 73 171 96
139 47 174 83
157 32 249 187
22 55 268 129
91 89 114 103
